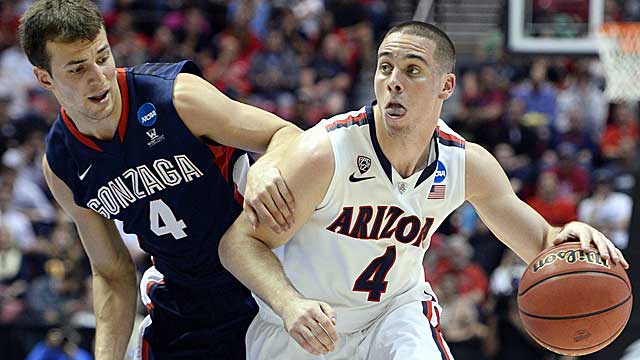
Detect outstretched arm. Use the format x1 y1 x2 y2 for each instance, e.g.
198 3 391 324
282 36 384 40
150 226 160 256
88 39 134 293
43 156 137 360
464 142 628 267
173 72 300 153
219 124 339 355
173 73 301 231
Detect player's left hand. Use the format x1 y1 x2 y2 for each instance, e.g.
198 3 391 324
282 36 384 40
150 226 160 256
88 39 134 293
244 165 295 233
553 221 629 269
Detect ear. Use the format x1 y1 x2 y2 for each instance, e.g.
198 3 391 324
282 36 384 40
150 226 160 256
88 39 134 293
438 73 456 100
33 66 54 90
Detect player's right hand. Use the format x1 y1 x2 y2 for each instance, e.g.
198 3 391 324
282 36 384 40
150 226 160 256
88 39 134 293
281 298 338 355
244 165 295 233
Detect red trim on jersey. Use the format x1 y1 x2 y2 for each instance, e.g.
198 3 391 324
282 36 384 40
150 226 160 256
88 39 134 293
60 68 130 151
434 305 453 360
234 184 244 206
141 337 150 360
60 109 103 152
116 68 129 142
324 112 367 130
144 278 165 313
207 144 235 182
436 126 465 146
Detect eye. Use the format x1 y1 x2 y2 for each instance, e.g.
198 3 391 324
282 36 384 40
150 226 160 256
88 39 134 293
380 63 392 73
97 56 108 65
408 66 421 75
69 66 84 74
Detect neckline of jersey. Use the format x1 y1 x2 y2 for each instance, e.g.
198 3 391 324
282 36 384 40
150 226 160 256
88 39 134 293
60 68 130 153
365 102 439 189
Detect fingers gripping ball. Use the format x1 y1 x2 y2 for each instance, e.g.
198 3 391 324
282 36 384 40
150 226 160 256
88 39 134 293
517 242 632 356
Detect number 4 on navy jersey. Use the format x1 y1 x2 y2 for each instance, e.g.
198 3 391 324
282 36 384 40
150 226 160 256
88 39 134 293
149 199 187 239
353 245 397 302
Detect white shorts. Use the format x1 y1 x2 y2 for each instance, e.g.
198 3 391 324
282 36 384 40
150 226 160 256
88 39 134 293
246 300 454 360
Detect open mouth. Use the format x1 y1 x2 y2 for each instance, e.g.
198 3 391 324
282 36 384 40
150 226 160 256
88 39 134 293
88 90 109 102
385 101 407 118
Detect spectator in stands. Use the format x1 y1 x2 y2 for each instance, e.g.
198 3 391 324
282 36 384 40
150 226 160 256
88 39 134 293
600 102 639 162
0 224 26 324
489 250 551 360
0 163 56 226
436 273 490 360
552 107 599 168
547 143 590 199
511 58 557 129
277 7 314 61
205 35 252 99
24 258 85 326
147 25 180 63
0 177 46 258
25 327 91 360
495 98 543 158
526 171 577 226
493 143 534 196
0 89 19 157
555 62 607 137
172 6 213 60
430 235 489 303
248 29 299 118
0 43 40 118
578 170 633 249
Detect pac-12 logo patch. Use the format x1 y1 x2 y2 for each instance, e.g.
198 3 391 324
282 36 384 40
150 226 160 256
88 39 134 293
137 102 157 127
357 155 371 174
434 161 446 183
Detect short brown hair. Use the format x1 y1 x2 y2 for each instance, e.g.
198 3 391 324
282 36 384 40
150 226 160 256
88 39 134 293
19 0 104 74
383 21 456 74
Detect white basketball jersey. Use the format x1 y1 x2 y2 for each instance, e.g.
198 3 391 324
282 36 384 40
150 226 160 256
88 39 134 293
256 104 466 333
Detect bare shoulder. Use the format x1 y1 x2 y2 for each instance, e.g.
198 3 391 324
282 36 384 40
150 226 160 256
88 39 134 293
42 155 98 222
173 72 215 96
465 141 493 166
172 72 225 109
171 73 228 136
464 141 512 201
285 122 334 173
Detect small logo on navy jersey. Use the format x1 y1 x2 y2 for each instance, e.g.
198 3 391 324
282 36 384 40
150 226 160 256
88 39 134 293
137 102 157 127
357 155 371 174
434 161 446 183
146 128 166 146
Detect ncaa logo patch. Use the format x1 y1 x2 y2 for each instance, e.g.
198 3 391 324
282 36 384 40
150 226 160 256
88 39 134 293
137 102 157 127
434 161 446 183
357 155 371 174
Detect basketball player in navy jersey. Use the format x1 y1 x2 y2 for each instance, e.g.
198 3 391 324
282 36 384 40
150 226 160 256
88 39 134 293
19 1 299 359
219 22 629 359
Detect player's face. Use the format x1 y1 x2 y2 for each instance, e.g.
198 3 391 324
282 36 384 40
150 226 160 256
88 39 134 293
33 28 118 125
374 32 454 135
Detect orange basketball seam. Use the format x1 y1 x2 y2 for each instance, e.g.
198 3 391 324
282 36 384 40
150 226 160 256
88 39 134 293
518 270 630 296
519 294 632 320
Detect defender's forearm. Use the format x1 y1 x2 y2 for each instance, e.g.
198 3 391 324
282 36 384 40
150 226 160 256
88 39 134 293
92 270 137 360
220 230 301 317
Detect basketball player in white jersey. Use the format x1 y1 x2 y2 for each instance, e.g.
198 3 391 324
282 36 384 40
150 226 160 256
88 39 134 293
219 21 629 359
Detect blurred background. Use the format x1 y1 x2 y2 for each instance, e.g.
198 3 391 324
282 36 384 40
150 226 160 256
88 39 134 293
0 0 638 359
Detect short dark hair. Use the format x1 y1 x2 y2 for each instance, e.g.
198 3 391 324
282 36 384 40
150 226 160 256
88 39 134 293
19 0 104 74
383 21 456 73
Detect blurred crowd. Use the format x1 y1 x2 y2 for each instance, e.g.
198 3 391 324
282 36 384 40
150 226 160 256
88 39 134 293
0 0 636 359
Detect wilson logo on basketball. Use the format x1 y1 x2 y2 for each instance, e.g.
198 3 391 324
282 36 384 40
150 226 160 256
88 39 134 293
532 249 610 272
574 330 591 342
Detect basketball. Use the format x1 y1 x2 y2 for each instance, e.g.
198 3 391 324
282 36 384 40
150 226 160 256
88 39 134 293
517 242 632 356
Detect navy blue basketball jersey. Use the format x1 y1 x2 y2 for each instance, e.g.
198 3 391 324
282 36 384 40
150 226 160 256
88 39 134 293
45 61 249 288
